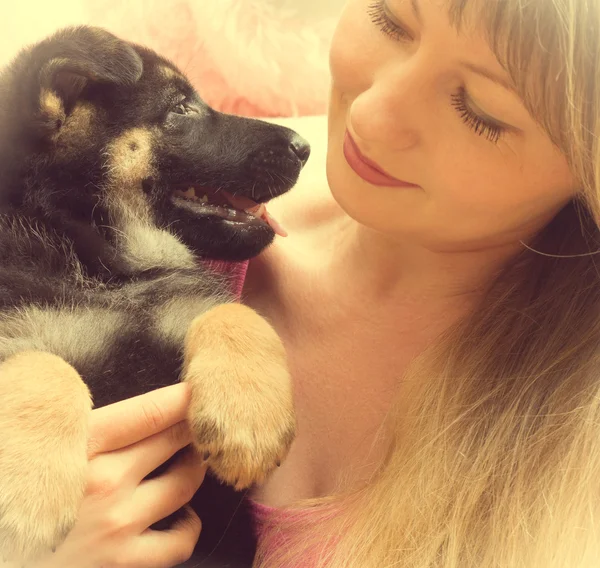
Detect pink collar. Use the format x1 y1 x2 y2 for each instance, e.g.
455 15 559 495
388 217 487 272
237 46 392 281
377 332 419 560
202 259 249 300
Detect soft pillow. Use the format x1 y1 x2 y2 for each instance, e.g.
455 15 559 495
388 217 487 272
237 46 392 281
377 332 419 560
84 0 343 117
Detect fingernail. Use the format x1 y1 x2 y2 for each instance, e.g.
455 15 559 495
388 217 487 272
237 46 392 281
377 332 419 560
276 460 281 467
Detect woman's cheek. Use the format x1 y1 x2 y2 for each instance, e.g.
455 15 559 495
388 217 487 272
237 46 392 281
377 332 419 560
329 0 377 97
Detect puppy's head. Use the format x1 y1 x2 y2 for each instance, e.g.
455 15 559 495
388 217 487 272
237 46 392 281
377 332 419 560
0 26 309 270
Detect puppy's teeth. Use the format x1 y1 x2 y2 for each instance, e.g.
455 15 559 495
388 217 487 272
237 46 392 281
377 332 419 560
184 187 196 198
245 203 265 218
201 194 208 203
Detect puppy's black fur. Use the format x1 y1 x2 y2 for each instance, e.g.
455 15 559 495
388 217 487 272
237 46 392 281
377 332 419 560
0 26 308 566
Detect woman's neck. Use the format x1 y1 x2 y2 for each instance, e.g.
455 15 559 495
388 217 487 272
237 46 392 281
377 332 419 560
325 216 522 306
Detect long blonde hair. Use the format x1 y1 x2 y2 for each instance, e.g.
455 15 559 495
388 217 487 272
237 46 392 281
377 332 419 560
255 1 600 566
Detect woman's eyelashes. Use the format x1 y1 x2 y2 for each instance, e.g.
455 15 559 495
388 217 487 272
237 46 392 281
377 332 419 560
451 88 506 144
367 1 508 145
368 0 413 42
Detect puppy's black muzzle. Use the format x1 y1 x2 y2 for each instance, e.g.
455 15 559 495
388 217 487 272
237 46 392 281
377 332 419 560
160 110 310 203
241 128 311 202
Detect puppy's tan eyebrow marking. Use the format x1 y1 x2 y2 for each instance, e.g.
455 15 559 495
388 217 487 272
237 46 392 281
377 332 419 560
106 127 155 186
158 65 185 82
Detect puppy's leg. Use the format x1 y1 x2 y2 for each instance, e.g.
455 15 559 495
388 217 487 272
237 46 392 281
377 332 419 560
183 304 296 490
0 351 92 563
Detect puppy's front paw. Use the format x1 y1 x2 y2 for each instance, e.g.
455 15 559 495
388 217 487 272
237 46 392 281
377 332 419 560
0 352 92 563
184 304 296 490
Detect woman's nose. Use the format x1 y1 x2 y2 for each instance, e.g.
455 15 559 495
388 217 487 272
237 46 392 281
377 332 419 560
350 62 427 151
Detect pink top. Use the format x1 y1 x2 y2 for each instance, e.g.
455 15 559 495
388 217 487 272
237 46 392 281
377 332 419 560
250 500 312 558
248 499 336 567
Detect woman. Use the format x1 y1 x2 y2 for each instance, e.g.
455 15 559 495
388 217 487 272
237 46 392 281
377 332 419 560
244 0 600 566
26 0 600 566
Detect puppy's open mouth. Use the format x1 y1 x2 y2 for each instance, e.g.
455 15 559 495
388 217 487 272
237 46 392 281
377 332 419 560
171 186 287 237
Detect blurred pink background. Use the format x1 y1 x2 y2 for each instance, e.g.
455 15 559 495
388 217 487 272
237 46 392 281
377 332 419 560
0 0 346 117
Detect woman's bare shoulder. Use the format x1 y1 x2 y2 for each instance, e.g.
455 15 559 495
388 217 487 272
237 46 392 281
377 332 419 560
261 115 336 231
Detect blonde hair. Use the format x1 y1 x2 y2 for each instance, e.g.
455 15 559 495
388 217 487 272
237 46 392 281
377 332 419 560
255 1 600 566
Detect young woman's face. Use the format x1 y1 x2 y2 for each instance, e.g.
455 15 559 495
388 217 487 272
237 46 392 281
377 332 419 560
327 0 576 251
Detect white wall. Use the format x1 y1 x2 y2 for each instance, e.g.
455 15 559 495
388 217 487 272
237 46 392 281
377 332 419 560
0 0 347 69
0 1 91 67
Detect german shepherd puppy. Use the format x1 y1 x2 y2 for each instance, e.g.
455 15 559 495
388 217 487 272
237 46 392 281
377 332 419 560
0 26 308 564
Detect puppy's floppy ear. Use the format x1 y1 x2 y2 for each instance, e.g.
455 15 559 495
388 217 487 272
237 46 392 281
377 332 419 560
32 26 143 133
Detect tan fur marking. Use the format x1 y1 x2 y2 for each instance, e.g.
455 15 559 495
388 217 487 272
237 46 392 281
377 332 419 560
55 101 97 155
112 222 197 272
62 102 95 136
183 304 296 489
106 127 155 188
0 352 91 562
104 127 156 224
103 128 196 271
159 65 185 81
0 306 125 364
154 296 226 346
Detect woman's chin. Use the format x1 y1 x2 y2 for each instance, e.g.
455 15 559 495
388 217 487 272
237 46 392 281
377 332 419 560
326 150 407 235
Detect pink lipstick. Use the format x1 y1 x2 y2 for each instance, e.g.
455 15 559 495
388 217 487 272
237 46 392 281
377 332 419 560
343 131 419 188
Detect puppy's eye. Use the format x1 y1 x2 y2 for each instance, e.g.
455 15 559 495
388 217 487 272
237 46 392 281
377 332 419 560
172 102 189 115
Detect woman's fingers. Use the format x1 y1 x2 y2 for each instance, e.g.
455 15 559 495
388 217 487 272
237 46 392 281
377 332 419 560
123 506 203 568
131 447 208 528
87 383 192 456
85 420 197 499
121 419 195 481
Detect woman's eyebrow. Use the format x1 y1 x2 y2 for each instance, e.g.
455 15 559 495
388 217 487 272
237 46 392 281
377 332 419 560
460 61 516 93
410 0 423 25
406 0 517 95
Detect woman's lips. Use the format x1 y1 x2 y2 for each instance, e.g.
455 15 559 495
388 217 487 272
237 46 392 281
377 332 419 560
343 131 420 188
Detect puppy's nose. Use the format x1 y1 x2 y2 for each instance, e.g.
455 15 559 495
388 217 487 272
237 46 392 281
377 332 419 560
289 134 311 166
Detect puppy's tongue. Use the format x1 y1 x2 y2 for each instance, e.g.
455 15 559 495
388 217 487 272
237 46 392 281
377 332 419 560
223 192 288 237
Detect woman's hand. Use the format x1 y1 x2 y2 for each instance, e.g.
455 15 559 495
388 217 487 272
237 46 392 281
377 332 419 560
31 383 207 568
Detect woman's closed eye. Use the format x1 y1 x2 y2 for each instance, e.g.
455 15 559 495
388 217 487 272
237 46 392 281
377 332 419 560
450 87 507 144
368 0 413 42
367 0 510 145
